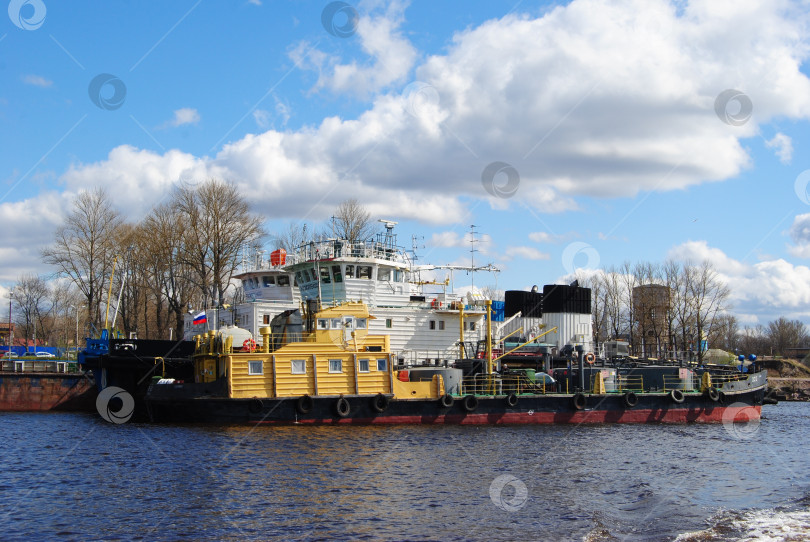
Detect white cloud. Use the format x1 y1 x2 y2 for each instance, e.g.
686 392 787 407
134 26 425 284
504 246 551 261
253 109 271 129
292 0 417 96
667 241 810 322
164 108 200 128
35 1 810 223
765 132 793 164
788 213 810 257
22 75 52 88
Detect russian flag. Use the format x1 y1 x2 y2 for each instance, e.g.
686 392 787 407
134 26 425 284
193 311 207 325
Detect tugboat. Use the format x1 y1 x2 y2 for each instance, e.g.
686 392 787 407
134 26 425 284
145 300 769 425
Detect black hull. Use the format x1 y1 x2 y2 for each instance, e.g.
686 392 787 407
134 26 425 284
146 385 766 425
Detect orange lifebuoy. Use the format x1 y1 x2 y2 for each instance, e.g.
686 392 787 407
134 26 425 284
431 299 438 308
585 352 595 364
242 338 257 352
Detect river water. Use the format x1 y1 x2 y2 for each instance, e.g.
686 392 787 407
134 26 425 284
1 402 808 541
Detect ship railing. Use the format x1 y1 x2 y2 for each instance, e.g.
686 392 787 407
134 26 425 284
616 375 644 392
293 239 404 263
662 375 696 392
460 374 546 396
709 373 749 386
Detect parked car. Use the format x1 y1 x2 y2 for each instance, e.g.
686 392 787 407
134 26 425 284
2 351 18 359
34 351 56 359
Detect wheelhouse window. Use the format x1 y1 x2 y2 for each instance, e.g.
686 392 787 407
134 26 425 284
319 267 331 284
376 358 387 371
263 275 275 287
429 320 436 330
378 268 391 281
355 318 367 329
295 271 304 284
277 275 290 286
394 270 404 282
332 265 342 283
248 360 263 375
317 319 329 330
330 318 342 329
328 359 343 373
345 265 355 278
358 358 370 372
357 266 372 279
291 359 306 374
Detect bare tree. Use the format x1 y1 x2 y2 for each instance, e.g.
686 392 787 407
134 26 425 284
766 317 808 356
12 274 50 352
689 261 731 363
175 179 265 309
331 199 373 243
274 222 312 252
42 188 123 331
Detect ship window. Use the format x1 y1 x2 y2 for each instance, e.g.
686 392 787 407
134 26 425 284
394 270 403 282
439 321 445 331
468 322 476 331
263 315 270 325
357 266 372 279
277 275 290 287
358 358 370 372
291 359 306 374
319 267 331 284
355 318 367 329
345 265 354 278
378 268 391 281
330 318 342 329
329 359 342 373
295 271 304 284
385 318 392 329
332 265 342 283
263 275 275 287
429 321 436 330
377 358 387 371
248 360 263 375
317 319 329 329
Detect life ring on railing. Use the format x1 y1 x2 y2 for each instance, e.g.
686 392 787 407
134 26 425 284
242 338 257 352
335 396 351 418
585 353 595 365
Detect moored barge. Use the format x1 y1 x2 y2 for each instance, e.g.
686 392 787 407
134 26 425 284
145 301 769 425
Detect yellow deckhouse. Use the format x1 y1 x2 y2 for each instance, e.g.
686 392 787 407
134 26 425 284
191 302 445 403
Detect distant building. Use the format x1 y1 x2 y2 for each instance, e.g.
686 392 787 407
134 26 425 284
632 284 670 358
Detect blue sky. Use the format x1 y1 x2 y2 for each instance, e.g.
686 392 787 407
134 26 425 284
2 0 810 327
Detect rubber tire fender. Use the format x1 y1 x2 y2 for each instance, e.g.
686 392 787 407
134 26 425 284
335 396 351 418
248 397 263 414
505 392 519 408
706 387 720 402
439 394 454 408
371 393 389 413
296 394 314 415
623 391 638 408
572 392 587 411
463 394 478 412
669 389 685 404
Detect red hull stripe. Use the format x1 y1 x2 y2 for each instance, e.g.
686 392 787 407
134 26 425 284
253 405 762 425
